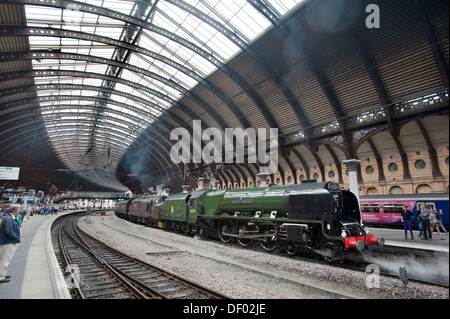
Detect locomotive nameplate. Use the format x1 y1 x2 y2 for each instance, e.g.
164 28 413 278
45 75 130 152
232 199 252 204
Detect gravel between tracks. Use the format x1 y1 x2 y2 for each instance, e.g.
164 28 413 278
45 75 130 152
77 212 449 299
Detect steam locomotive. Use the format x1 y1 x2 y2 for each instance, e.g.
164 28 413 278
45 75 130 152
115 181 384 262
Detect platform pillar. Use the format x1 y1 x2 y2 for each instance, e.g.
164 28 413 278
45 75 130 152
212 180 220 190
343 159 361 203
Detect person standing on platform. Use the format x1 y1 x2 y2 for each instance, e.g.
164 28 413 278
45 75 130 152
416 207 423 238
436 209 448 236
0 204 21 283
419 204 432 240
401 204 414 240
430 207 446 240
0 205 10 221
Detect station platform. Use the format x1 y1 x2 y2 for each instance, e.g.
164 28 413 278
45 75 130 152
0 212 71 299
366 227 449 253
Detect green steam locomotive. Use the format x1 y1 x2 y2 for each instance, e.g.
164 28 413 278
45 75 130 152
115 181 384 262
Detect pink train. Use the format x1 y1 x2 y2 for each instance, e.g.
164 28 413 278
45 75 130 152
360 193 449 228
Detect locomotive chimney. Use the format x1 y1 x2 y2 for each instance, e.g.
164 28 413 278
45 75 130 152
197 177 206 190
257 173 269 187
182 185 190 193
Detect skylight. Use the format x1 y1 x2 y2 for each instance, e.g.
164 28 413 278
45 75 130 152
23 0 305 187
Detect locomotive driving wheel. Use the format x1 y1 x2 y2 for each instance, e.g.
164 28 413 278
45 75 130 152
217 220 234 243
260 227 280 252
237 222 257 247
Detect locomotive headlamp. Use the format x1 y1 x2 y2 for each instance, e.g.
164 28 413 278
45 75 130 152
341 229 347 238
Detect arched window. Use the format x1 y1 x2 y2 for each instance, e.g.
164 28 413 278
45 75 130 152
389 186 404 194
415 184 433 194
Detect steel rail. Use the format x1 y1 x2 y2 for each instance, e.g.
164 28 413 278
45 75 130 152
74 219 229 299
60 218 151 299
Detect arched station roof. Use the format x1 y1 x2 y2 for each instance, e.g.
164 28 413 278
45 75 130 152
0 0 448 193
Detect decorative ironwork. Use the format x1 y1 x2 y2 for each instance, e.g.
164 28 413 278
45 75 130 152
352 127 378 145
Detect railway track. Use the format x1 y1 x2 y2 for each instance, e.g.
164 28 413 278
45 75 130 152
367 245 449 287
52 212 228 299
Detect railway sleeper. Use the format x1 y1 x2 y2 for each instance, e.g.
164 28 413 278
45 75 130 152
120 269 148 276
81 269 108 276
141 273 169 281
84 288 132 299
111 261 137 267
82 282 124 293
143 277 171 285
81 274 113 281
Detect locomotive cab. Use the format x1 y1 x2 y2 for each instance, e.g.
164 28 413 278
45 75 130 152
187 190 209 224
341 190 362 223
285 182 344 236
285 182 340 220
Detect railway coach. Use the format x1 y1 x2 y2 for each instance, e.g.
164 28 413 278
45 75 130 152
360 193 449 228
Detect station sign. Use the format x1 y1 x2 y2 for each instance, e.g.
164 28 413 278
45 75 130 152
0 167 20 180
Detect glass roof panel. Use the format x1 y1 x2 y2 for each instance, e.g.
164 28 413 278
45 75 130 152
23 0 305 183
269 0 306 15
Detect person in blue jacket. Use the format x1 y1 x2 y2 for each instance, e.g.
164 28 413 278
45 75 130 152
419 204 432 240
0 204 21 283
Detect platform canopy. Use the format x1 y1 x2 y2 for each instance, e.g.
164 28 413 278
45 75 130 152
0 0 448 193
